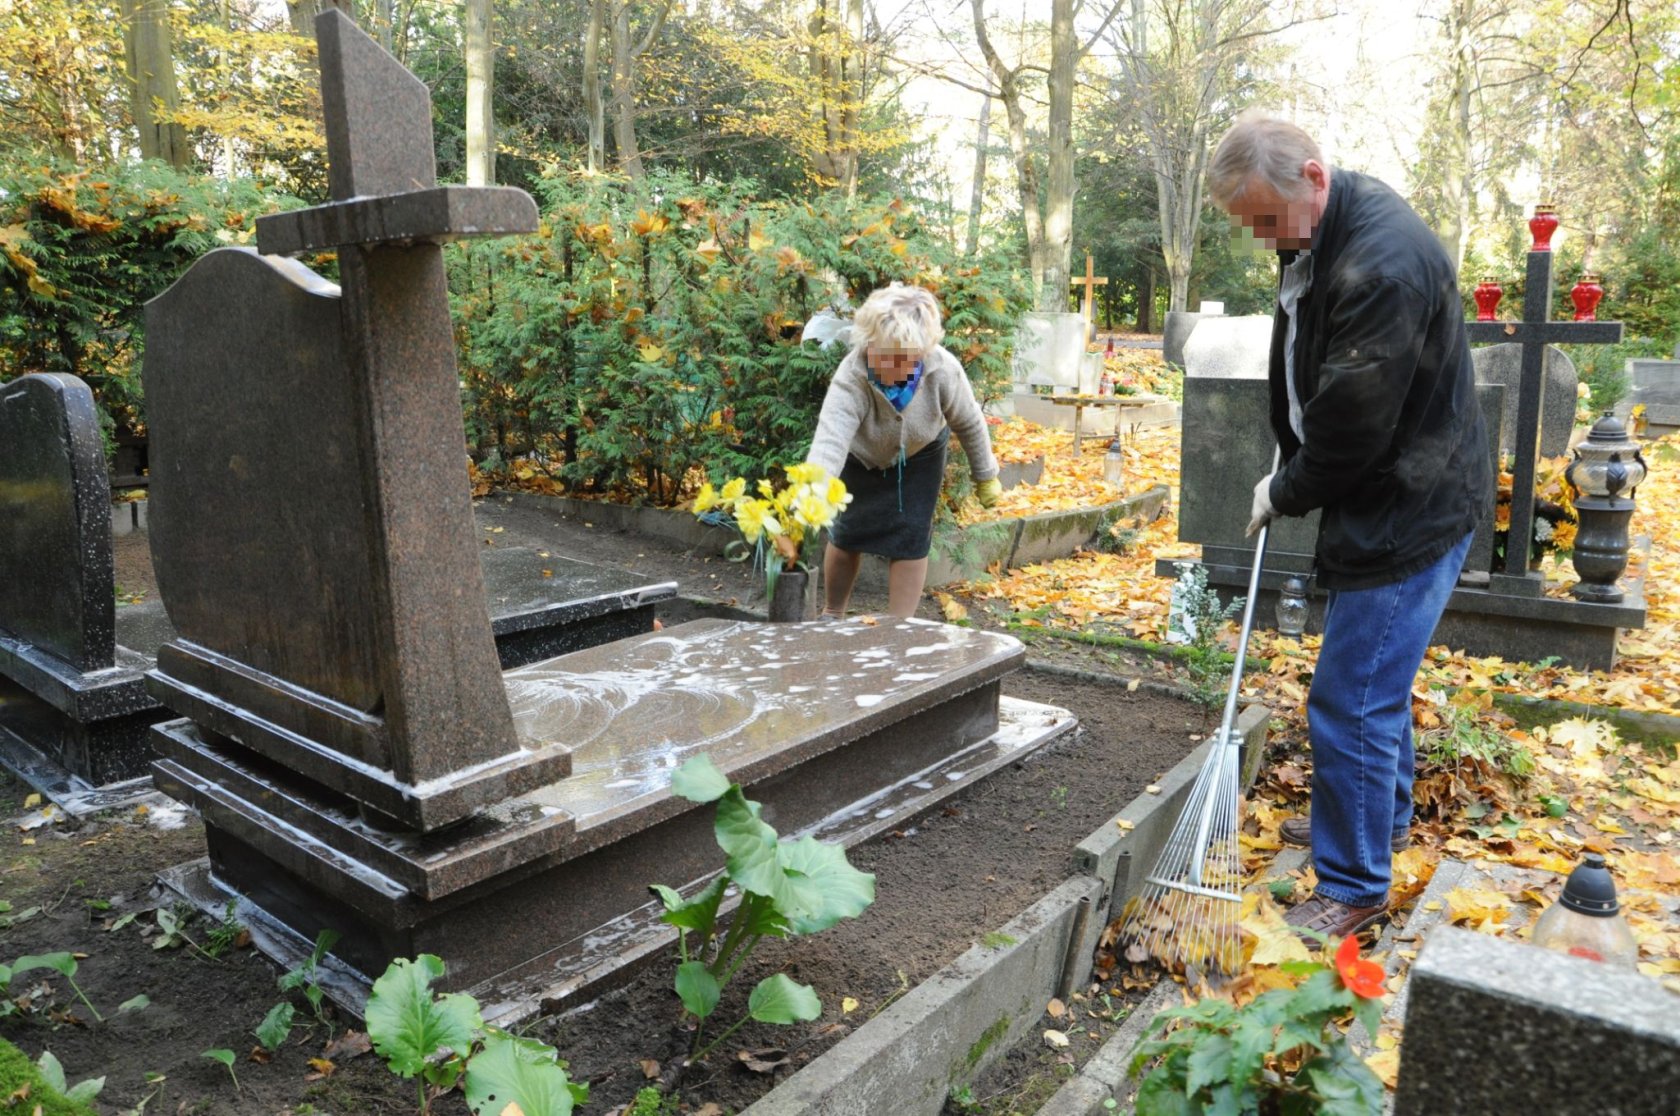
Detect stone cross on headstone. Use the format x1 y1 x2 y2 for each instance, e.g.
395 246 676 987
1467 239 1621 595
1071 252 1108 324
144 9 555 831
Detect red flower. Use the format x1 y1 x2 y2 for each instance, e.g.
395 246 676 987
1335 935 1385 999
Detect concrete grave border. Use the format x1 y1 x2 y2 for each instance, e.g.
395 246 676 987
494 485 1170 591
739 698 1270 1116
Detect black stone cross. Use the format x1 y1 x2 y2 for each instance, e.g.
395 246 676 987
1467 245 1621 594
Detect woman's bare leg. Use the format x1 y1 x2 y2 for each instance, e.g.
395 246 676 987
823 542 863 616
886 557 929 618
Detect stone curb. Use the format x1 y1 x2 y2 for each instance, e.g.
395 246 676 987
1035 978 1181 1116
741 875 1106 1116
1074 703 1271 927
492 484 1171 591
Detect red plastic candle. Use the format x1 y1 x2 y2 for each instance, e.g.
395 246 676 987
1529 204 1559 252
1571 274 1604 321
1473 278 1504 321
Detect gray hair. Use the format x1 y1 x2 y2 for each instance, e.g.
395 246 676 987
1207 114 1324 208
850 283 944 356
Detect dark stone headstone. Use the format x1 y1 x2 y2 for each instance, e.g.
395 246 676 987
1394 926 1680 1116
1470 342 1577 456
1176 376 1318 576
0 374 114 672
1162 310 1213 370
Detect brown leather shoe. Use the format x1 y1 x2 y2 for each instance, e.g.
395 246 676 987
1279 815 1410 852
1283 893 1388 941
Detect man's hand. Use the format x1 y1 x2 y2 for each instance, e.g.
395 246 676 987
1247 472 1276 537
975 477 1003 509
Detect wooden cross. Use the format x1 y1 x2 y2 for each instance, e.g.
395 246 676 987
1466 246 1621 594
1071 252 1108 323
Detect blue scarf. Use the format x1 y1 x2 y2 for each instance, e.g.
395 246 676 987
869 361 923 412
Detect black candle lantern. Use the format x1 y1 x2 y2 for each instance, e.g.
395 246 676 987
1564 414 1647 603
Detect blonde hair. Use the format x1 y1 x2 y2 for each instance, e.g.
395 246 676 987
850 283 944 356
1207 114 1324 208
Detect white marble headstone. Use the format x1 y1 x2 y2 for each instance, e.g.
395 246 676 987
1183 315 1274 380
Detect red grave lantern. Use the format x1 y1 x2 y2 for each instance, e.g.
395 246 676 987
1529 204 1559 252
1473 277 1504 322
1571 273 1605 322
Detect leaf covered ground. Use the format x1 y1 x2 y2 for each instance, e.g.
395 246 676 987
949 410 1680 1097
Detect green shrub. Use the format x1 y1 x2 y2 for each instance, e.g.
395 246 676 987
449 169 1032 505
0 158 299 441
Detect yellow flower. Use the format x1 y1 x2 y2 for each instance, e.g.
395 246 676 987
757 478 776 499
795 493 839 530
825 476 852 510
720 477 747 504
784 462 822 486
692 482 718 513
735 499 782 543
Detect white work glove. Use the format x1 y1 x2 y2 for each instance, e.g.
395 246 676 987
1247 472 1276 538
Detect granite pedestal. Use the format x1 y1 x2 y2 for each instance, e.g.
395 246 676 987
1394 926 1680 1115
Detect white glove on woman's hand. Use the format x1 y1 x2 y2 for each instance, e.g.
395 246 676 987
1247 473 1276 538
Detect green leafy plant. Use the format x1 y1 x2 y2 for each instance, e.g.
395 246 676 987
201 1048 238 1092
365 954 587 1116
279 928 341 1025
7 953 103 1022
651 754 875 1060
35 1051 104 1106
1128 942 1385 1115
1167 561 1244 709
204 899 246 958
1421 698 1536 780
625 1086 681 1116
254 1002 296 1053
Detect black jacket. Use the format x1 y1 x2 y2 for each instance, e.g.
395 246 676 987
1265 170 1490 590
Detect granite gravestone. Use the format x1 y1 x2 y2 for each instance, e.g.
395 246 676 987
1181 315 1274 380
1162 309 1218 369
1470 342 1577 456
146 9 1036 1005
1626 358 1680 431
0 374 172 785
1394 927 1680 1116
1015 311 1088 388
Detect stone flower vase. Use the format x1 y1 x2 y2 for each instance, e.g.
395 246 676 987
768 564 818 622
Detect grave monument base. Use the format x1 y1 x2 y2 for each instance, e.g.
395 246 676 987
154 617 1032 1002
1156 540 1648 671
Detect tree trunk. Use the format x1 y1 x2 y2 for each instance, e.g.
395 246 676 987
964 96 992 255
609 2 644 178
464 0 495 186
123 0 190 168
810 0 865 195
584 0 605 172
374 0 396 50
1038 0 1077 311
1137 266 1155 333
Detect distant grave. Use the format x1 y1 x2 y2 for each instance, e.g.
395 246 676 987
146 9 1058 1013
1166 224 1644 669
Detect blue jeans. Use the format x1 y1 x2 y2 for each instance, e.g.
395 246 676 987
1307 533 1471 907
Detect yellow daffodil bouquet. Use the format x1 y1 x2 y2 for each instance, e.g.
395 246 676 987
692 464 853 595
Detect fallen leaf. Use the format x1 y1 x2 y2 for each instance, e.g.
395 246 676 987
22 793 40 809
640 1058 660 1079
305 1057 334 1080
841 997 858 1016
1043 1029 1070 1049
736 1048 789 1073
1046 997 1067 1019
323 1031 373 1061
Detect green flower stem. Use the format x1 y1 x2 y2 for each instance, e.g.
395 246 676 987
692 1011 755 1063
67 976 103 1024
